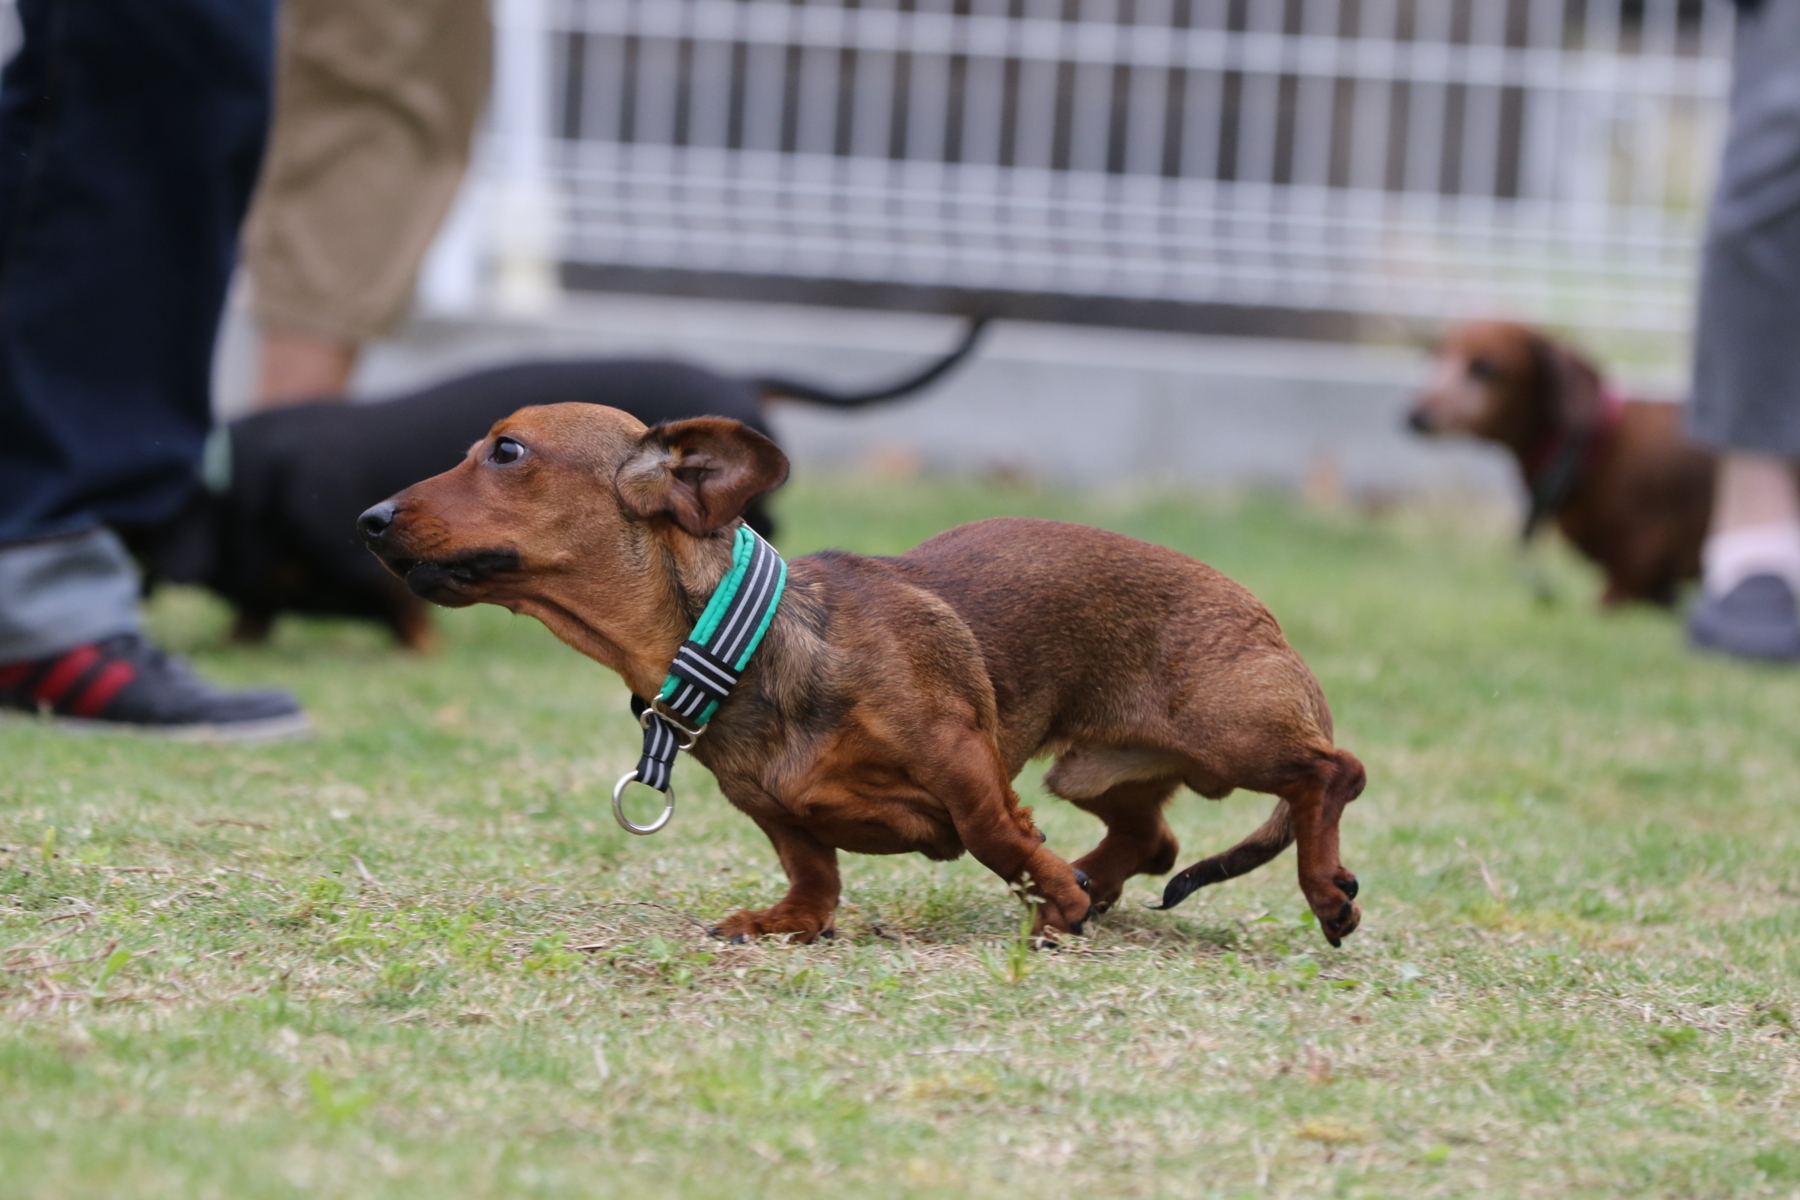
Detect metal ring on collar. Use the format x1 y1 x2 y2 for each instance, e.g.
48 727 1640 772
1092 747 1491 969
638 699 702 750
612 770 676 835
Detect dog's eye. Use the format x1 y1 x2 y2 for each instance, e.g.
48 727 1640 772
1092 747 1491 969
1467 357 1504 382
489 437 527 465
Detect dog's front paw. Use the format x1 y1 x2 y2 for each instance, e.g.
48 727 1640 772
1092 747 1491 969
1018 851 1094 940
1311 872 1361 947
1068 865 1124 917
709 907 834 944
1300 869 1362 947
1318 900 1360 947
1030 890 1093 941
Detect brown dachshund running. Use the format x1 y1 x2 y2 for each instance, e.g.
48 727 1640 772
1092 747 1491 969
1410 320 1715 607
357 405 1365 945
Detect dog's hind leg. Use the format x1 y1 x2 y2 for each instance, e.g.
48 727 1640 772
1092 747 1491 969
1283 749 1366 946
1057 778 1181 916
1155 748 1364 948
1152 800 1294 912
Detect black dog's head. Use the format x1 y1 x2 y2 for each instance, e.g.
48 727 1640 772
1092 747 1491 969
119 411 440 648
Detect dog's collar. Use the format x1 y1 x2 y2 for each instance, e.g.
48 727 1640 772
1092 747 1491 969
612 524 787 834
1520 383 1626 541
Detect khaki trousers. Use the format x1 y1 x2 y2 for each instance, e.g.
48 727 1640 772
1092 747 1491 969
243 0 490 343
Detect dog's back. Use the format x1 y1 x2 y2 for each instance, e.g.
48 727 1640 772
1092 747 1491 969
896 518 1334 788
237 358 769 508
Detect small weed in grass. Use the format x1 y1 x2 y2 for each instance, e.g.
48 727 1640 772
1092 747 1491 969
308 1070 376 1126
980 877 1040 985
1647 1025 1702 1056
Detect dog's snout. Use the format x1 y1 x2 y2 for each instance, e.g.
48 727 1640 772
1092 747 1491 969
1405 407 1434 434
358 500 398 542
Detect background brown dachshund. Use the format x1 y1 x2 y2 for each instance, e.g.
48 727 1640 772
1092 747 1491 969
357 405 1366 946
1409 320 1714 607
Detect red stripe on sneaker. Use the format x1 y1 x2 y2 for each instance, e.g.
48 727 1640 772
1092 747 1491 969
0 662 30 690
68 660 135 718
33 644 101 706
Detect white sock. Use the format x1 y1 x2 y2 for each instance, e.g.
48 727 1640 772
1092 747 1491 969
1703 522 1800 598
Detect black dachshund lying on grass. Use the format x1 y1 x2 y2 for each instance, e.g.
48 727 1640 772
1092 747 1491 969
124 318 988 650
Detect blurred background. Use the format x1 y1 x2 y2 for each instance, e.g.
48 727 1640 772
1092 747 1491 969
211 0 1737 502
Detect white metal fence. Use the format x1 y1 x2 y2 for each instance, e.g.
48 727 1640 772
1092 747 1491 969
472 0 1739 336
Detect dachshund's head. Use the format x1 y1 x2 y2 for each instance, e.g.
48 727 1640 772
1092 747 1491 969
357 403 788 691
1408 321 1603 454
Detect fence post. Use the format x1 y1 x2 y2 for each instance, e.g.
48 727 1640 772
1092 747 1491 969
488 0 564 315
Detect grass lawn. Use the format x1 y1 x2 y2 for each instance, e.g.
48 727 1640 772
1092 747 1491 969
5 477 1800 1199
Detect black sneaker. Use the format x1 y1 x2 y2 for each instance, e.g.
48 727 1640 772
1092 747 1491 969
1687 574 1800 664
0 633 311 742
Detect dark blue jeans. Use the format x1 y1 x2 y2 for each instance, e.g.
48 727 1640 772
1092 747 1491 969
0 0 274 546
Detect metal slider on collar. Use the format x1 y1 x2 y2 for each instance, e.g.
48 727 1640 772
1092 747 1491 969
639 697 703 750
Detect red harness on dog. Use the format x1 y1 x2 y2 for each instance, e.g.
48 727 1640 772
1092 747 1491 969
1520 383 1626 541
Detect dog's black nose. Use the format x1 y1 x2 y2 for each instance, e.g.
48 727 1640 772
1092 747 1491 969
1405 408 1433 434
358 501 398 541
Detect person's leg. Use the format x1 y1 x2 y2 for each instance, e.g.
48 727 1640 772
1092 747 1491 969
0 0 307 737
1704 454 1800 596
0 531 142 663
255 327 357 405
1686 0 1800 662
244 0 492 408
0 0 273 541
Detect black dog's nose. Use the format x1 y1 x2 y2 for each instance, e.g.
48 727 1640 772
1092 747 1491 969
358 501 398 541
1405 408 1433 434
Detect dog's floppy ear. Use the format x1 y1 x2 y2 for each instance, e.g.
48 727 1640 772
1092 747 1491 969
616 417 790 536
1527 332 1603 435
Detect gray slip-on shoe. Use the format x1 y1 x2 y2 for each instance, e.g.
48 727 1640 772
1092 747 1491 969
1687 574 1800 664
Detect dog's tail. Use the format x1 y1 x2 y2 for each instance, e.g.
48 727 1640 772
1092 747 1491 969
1150 748 1366 911
1150 801 1295 911
752 315 990 408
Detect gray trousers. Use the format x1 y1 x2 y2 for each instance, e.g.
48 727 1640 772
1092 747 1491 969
0 530 141 662
1690 0 1800 455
